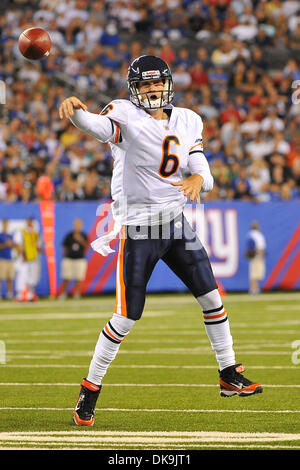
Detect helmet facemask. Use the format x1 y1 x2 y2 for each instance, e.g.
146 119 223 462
129 77 174 110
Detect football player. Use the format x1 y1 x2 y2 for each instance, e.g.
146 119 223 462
59 55 262 427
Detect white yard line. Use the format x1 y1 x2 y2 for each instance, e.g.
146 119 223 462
0 430 298 437
0 431 300 445
267 306 300 311
0 407 299 414
0 330 297 342
0 301 115 310
3 339 294 348
0 292 299 311
0 311 174 321
231 330 298 334
0 444 299 450
201 293 300 302
2 364 299 369
0 436 299 444
4 349 294 356
0 382 299 388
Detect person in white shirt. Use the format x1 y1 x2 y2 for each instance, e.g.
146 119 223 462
245 134 274 160
59 54 262 427
245 221 266 295
230 18 258 42
260 115 284 133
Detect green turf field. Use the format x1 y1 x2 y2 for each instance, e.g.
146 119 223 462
0 292 299 450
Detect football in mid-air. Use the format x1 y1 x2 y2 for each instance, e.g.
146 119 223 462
18 27 51 60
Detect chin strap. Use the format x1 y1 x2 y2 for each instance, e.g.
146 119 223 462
90 220 122 257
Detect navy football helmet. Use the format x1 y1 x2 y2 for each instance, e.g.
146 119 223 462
127 55 174 110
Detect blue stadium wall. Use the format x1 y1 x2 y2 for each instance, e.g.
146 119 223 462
1 200 299 296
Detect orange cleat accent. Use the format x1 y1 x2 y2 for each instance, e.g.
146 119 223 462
73 378 102 426
73 410 95 427
219 364 263 397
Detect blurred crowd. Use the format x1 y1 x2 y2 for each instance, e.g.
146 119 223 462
1 0 300 203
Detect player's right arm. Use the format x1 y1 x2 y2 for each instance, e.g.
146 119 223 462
59 96 116 143
59 96 87 119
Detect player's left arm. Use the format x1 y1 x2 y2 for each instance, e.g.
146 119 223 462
187 149 214 191
171 114 214 203
171 174 204 204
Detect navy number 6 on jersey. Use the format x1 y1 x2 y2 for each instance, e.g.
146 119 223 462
159 135 180 178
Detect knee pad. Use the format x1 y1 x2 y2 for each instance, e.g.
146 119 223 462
111 313 135 336
196 288 222 311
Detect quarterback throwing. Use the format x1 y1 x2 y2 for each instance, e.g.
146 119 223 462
59 55 262 427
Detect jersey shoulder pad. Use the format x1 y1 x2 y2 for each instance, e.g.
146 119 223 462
99 99 133 126
176 106 204 138
180 106 203 123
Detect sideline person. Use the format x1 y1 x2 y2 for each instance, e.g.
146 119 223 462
245 221 266 295
0 219 15 300
59 218 89 300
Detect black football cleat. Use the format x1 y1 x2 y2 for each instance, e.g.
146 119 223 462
73 378 102 426
219 364 263 397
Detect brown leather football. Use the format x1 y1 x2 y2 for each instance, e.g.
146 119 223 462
18 27 51 60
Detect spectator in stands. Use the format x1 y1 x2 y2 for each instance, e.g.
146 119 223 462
283 58 300 81
230 16 258 42
174 47 194 70
172 65 192 92
189 62 209 91
82 170 103 200
195 47 212 70
220 101 242 125
290 23 300 49
260 106 285 134
251 46 267 72
240 109 260 139
211 36 236 66
208 66 229 92
0 0 298 204
287 136 300 167
233 177 253 200
159 42 176 66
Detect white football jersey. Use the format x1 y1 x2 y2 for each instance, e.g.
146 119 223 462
71 99 213 226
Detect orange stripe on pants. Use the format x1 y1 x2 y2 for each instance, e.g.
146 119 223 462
114 227 127 317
